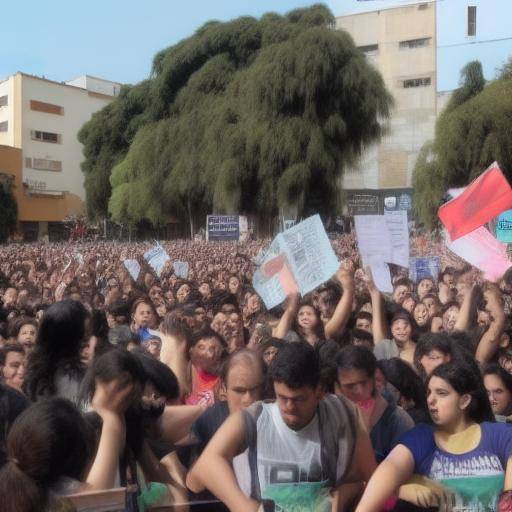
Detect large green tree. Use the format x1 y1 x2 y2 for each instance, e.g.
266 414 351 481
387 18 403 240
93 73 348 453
80 5 392 234
413 61 512 227
0 180 17 243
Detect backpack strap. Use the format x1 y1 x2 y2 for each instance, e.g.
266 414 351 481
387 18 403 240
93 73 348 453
242 401 264 501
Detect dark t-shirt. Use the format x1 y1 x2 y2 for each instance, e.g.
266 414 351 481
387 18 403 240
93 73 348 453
370 403 414 463
192 401 230 453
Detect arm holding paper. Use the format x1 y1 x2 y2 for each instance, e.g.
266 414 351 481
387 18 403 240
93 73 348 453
364 267 389 344
273 292 300 340
325 261 355 340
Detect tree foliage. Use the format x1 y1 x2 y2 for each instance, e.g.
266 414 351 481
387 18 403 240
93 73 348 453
413 61 512 227
80 5 392 231
444 60 485 113
0 182 18 243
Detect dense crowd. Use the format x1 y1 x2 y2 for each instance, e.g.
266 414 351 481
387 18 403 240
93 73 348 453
1 234 512 512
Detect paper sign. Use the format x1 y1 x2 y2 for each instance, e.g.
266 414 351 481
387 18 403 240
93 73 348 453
253 215 339 309
173 261 189 279
280 215 340 295
445 227 512 282
355 212 409 268
143 243 170 277
384 210 409 268
354 215 393 266
409 257 441 283
369 259 393 293
496 210 512 243
123 259 140 282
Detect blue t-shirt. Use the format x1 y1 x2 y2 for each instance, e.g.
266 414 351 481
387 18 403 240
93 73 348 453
400 422 512 511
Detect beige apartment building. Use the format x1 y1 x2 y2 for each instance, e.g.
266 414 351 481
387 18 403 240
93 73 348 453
336 1 436 214
0 72 120 240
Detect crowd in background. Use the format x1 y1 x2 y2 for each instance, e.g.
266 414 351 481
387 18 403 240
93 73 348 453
1 233 512 512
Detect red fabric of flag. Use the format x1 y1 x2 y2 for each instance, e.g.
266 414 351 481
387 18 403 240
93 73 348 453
438 162 512 241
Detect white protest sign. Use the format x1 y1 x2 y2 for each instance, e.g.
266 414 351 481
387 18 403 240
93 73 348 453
354 215 393 267
173 261 189 279
143 243 170 277
368 259 393 294
383 210 409 268
253 215 339 309
123 259 141 282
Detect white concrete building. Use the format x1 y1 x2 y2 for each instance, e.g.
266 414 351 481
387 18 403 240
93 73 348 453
0 72 120 239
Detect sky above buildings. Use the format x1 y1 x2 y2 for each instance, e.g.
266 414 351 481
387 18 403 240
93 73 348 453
2 0 423 85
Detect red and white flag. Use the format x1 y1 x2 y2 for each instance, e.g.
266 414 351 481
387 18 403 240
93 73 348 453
438 162 512 241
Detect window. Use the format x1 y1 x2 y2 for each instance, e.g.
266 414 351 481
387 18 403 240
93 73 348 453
468 6 477 36
26 157 62 171
399 37 431 49
30 100 64 115
33 158 62 172
0 121 7 132
0 95 7 107
403 77 431 88
358 44 379 55
30 130 60 143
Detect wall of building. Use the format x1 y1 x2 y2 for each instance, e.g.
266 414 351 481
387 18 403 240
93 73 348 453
0 74 21 148
20 73 114 203
66 75 121 97
0 144 83 227
437 0 512 91
336 1 436 190
0 72 120 231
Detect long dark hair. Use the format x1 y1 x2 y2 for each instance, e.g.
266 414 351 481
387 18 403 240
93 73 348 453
24 300 89 401
428 361 495 424
0 398 94 512
378 358 428 413
80 349 147 455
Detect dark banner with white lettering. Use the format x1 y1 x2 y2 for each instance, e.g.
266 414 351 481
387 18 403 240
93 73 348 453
207 215 240 241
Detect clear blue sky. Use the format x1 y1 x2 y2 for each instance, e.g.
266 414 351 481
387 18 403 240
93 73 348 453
1 0 382 85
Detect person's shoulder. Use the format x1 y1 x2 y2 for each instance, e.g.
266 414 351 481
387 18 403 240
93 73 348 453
0 383 29 416
399 423 434 446
481 420 512 438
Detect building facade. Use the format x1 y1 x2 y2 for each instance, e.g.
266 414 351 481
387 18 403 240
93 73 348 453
0 72 120 240
336 1 437 208
335 0 512 213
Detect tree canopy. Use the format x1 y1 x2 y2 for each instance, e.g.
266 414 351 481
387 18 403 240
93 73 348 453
413 60 512 227
79 5 392 233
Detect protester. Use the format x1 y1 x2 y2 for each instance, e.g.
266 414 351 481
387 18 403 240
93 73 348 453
0 344 26 392
188 342 376 511
2 226 512 511
356 361 510 511
483 363 512 421
24 299 89 403
336 345 414 462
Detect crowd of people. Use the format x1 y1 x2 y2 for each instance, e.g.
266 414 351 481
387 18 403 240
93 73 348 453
1 233 512 511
